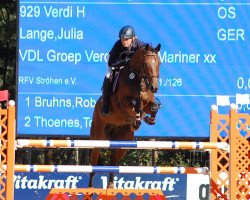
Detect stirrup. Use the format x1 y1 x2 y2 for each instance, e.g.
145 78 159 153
101 104 111 116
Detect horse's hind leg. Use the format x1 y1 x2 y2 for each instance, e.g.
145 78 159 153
108 149 129 188
88 148 101 187
88 102 106 188
108 126 134 188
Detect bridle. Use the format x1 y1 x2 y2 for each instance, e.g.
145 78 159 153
139 51 160 92
118 48 160 92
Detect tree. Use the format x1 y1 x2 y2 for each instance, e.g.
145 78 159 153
0 0 17 100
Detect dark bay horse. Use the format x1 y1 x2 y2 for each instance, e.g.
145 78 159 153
88 43 161 188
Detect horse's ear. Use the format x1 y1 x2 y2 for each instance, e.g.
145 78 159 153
145 43 150 51
155 43 161 52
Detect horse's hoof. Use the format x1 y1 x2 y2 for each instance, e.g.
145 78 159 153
143 116 149 123
136 120 141 126
130 123 140 131
148 118 155 125
144 116 155 125
108 182 114 188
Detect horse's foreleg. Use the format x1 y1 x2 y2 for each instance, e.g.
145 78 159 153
131 98 143 131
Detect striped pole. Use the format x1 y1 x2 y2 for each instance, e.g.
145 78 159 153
13 165 209 174
16 139 229 150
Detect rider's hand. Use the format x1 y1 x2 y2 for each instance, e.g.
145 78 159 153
112 60 129 68
120 60 129 67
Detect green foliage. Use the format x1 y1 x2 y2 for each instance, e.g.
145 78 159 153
0 0 17 99
157 150 190 166
121 149 152 166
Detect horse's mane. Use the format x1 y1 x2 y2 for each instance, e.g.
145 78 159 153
135 43 158 54
131 44 159 61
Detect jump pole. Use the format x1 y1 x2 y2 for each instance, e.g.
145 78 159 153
11 165 209 174
16 139 229 150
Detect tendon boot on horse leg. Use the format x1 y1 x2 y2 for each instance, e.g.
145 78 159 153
101 77 112 116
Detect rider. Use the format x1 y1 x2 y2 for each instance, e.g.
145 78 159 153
101 25 145 116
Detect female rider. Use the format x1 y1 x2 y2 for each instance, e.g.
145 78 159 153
101 25 145 116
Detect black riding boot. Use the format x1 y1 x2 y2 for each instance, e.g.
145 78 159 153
101 77 111 116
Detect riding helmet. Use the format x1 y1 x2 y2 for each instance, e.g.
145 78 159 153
119 25 135 39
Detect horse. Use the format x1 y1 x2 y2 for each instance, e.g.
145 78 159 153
88 43 161 188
